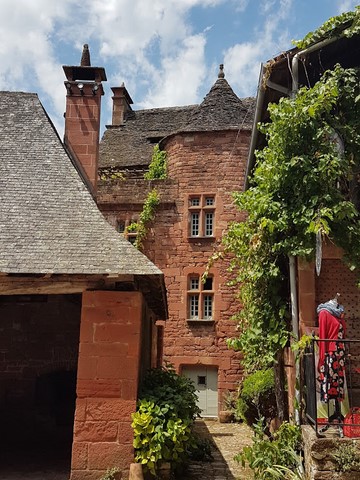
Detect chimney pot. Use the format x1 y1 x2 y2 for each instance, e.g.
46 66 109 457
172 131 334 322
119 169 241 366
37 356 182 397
111 85 133 125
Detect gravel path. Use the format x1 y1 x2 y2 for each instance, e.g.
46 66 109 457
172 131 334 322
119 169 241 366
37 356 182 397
184 419 254 480
0 419 254 480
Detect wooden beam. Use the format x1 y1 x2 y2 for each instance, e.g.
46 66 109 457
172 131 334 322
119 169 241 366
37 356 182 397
0 274 134 295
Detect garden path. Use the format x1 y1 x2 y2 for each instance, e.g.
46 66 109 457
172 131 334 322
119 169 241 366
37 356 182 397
183 419 254 480
0 419 253 480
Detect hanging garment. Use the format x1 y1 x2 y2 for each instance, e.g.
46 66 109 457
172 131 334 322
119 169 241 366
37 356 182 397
317 309 346 403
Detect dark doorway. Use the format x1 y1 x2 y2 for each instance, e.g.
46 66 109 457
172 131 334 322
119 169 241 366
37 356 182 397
0 294 81 478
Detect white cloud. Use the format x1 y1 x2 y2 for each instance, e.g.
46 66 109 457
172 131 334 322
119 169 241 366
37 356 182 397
337 0 358 13
139 33 207 108
0 0 78 133
223 0 293 97
0 0 227 134
235 0 250 12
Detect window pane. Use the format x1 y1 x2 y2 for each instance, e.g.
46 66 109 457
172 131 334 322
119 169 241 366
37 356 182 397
198 376 206 386
203 277 213 291
189 277 199 290
203 295 213 319
189 294 199 319
117 221 125 233
190 197 200 206
205 212 214 236
191 212 199 236
128 235 137 245
205 197 215 206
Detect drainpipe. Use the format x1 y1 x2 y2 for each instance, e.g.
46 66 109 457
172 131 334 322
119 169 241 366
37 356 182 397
291 36 340 93
289 255 300 425
244 64 267 190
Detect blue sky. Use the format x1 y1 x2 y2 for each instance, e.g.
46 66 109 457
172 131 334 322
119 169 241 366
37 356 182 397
0 0 357 135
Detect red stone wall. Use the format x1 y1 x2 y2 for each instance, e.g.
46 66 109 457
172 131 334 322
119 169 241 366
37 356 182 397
71 290 145 480
97 129 250 411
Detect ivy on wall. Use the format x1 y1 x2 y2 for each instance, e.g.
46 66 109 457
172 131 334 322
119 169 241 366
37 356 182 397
125 145 166 249
126 188 160 250
224 63 360 372
144 145 167 180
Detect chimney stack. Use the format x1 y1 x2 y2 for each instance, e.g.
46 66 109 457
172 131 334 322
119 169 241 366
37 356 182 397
111 84 133 125
63 44 107 193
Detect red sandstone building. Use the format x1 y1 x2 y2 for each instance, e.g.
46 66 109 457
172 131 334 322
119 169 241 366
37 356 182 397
0 46 254 478
97 63 255 417
0 50 167 479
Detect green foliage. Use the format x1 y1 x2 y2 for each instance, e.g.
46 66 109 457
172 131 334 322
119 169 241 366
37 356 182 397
99 167 126 181
332 442 360 473
126 188 160 250
132 364 201 476
237 370 277 428
293 6 360 49
291 334 317 364
99 467 120 480
144 145 167 180
224 65 360 372
139 363 201 421
235 420 302 480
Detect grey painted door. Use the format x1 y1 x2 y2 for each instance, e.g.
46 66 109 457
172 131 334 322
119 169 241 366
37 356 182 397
183 365 218 417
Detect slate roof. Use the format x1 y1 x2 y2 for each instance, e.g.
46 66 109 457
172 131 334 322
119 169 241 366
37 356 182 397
182 77 254 132
0 91 163 278
99 74 255 169
100 105 196 168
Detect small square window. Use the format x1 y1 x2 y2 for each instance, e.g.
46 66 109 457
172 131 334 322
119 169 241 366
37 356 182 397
117 220 125 233
205 197 215 206
198 375 206 386
190 197 200 207
203 277 213 291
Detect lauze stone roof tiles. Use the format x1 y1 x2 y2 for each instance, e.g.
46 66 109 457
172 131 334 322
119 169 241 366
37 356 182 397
99 77 255 169
0 91 162 277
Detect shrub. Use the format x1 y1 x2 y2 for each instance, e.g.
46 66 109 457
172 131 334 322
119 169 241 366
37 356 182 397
332 442 360 473
99 467 120 480
236 369 277 429
235 419 302 480
132 364 201 476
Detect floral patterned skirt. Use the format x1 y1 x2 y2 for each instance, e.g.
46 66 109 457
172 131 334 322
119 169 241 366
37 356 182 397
318 347 346 403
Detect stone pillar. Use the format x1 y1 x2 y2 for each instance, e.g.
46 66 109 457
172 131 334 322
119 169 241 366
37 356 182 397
70 291 143 480
298 258 316 333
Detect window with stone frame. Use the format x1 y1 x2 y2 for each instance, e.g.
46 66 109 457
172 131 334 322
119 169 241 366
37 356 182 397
188 194 215 238
117 217 139 244
187 274 214 320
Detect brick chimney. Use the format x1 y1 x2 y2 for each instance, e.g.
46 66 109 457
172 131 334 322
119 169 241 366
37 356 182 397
111 84 133 125
63 44 107 193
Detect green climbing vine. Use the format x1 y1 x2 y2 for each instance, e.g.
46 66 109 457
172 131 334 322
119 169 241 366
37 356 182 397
126 146 166 250
293 6 360 49
126 188 160 250
224 61 360 371
144 144 167 180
